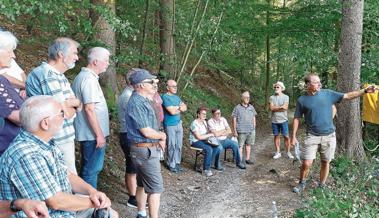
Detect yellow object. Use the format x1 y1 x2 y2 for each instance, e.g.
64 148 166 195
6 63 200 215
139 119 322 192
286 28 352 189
362 84 379 124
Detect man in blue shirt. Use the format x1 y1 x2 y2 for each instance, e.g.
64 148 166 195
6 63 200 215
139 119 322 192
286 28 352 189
292 73 378 193
161 79 187 173
125 69 166 218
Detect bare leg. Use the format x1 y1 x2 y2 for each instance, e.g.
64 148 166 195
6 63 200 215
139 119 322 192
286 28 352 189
126 173 137 196
136 187 147 212
274 135 280 153
284 136 291 153
320 160 330 184
245 144 251 160
300 159 313 181
148 193 161 218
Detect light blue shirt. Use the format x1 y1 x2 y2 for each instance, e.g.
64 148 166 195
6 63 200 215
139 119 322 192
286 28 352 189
72 67 109 141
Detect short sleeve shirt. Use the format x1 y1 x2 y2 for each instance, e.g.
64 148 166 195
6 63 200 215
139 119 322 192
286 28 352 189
0 76 23 155
126 92 159 143
72 68 109 141
232 104 257 133
26 62 75 145
0 130 74 218
207 117 230 140
269 94 289 123
118 86 133 133
294 89 344 136
189 119 208 144
161 93 182 126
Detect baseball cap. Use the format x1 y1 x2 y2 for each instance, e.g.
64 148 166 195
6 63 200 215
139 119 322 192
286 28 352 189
128 68 157 85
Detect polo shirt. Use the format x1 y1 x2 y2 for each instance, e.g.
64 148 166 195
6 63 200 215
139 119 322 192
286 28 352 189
232 103 257 133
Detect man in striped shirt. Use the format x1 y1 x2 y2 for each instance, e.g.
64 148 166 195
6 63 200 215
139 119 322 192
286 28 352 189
26 37 82 174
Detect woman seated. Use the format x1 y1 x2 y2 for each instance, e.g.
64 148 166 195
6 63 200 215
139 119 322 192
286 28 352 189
208 107 246 169
0 31 24 156
189 107 223 177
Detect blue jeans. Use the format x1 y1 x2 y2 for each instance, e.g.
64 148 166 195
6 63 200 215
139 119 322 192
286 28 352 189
80 140 106 188
272 121 289 136
220 138 241 165
192 140 223 170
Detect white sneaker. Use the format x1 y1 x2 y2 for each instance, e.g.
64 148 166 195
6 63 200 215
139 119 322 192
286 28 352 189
273 152 281 159
287 152 294 159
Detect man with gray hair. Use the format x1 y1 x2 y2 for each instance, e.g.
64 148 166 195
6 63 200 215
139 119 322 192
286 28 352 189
26 37 82 174
269 81 293 159
232 91 257 165
72 47 110 188
0 95 118 218
126 68 166 218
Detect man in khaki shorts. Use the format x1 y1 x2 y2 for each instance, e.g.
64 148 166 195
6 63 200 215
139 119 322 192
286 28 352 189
291 73 378 193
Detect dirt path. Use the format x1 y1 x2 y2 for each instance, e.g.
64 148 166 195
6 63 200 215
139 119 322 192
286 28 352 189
109 126 302 218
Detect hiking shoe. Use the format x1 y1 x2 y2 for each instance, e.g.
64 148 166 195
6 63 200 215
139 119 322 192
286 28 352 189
273 152 281 159
286 152 294 159
168 166 179 173
293 181 306 193
204 169 213 177
176 164 184 172
245 159 254 165
236 163 246 170
136 214 147 218
127 196 137 208
214 166 224 172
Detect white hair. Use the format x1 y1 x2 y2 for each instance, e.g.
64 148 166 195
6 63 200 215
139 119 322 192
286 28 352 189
87 47 110 63
0 31 18 51
20 95 57 132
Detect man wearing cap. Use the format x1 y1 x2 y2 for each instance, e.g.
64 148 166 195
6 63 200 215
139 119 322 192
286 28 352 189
232 91 257 165
269 81 293 159
125 68 166 218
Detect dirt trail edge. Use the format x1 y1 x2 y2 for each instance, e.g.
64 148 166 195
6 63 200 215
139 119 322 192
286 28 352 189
111 128 302 218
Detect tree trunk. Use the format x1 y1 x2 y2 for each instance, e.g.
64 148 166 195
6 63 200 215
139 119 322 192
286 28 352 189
264 2 270 109
336 0 365 160
159 0 175 77
90 0 118 97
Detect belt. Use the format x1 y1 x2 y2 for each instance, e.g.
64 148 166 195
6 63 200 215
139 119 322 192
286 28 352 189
133 142 159 148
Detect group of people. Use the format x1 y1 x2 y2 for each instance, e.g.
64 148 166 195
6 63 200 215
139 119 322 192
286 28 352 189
0 27 377 218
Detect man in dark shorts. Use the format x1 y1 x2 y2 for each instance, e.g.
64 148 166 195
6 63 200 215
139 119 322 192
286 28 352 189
125 68 166 218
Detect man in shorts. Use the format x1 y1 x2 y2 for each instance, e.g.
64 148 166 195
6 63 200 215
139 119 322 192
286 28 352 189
269 81 293 159
292 73 378 193
232 91 257 165
125 68 166 218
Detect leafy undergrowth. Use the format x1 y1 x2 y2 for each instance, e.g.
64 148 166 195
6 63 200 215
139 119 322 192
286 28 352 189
295 156 379 218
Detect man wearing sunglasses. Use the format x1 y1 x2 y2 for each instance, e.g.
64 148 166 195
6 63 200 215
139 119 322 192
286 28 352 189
269 81 293 160
125 69 166 218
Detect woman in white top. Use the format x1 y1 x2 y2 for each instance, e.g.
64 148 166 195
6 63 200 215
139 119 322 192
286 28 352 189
208 108 246 169
189 107 223 177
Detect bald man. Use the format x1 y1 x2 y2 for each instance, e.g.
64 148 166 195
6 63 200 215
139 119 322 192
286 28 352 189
161 80 187 173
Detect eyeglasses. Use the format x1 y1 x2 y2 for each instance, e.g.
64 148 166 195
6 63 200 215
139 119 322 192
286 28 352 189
44 110 65 120
168 86 177 88
274 86 281 89
200 113 207 115
214 112 221 115
143 80 158 84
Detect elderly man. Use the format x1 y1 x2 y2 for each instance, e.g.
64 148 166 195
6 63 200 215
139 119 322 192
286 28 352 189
72 47 110 188
232 91 257 165
269 81 293 159
118 70 139 208
126 68 166 218
26 37 82 174
0 95 118 218
292 73 378 193
0 199 48 218
161 79 187 173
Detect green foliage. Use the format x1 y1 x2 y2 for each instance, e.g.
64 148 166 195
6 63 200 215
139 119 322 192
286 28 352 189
295 156 379 217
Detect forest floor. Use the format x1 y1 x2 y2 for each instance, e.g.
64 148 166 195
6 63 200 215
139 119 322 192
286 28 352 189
101 122 309 218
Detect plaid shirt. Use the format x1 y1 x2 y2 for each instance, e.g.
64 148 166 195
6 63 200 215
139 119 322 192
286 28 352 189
0 130 74 218
26 62 75 144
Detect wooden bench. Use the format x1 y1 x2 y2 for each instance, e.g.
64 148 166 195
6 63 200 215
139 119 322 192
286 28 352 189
190 146 204 171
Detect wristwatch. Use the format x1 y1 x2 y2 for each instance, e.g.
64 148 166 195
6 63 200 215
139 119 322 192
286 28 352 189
10 200 21 212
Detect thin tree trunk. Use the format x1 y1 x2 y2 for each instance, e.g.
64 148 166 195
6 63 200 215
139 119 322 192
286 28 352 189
264 2 271 109
159 0 175 77
177 0 209 84
90 0 118 97
139 0 150 68
336 0 365 160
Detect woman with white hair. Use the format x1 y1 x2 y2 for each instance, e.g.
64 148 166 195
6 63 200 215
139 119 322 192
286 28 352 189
0 31 24 156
